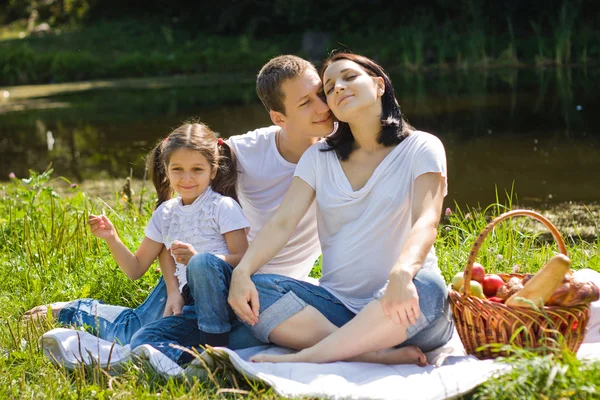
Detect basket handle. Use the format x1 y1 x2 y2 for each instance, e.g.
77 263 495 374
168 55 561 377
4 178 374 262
462 209 567 296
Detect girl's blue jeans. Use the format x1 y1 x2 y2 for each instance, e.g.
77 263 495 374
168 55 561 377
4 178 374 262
129 253 264 364
56 277 168 345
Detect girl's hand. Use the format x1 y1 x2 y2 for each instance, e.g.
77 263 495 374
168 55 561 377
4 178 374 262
380 271 421 327
88 214 116 240
170 241 197 265
163 292 185 317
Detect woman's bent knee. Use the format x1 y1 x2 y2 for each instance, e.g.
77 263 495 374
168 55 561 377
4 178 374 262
413 268 448 323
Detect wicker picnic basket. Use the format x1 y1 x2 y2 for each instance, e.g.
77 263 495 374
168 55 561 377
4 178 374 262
448 209 590 360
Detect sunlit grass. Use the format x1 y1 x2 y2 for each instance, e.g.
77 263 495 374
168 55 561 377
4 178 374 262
1 171 599 398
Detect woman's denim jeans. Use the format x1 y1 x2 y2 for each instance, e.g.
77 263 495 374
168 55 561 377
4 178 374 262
250 267 454 353
57 277 168 345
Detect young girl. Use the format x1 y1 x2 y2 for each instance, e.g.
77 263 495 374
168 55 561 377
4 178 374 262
88 122 249 321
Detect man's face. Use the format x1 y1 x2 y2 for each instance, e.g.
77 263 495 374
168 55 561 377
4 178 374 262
276 69 334 138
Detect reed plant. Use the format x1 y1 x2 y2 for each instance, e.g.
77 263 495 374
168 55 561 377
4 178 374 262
553 3 578 66
1 171 599 398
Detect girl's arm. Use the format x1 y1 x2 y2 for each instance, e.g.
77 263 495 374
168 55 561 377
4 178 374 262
169 230 248 267
219 228 249 267
229 177 316 325
89 214 163 280
158 247 185 316
380 172 446 326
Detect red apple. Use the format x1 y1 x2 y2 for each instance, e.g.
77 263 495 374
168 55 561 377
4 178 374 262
471 262 486 283
488 296 505 303
482 274 505 298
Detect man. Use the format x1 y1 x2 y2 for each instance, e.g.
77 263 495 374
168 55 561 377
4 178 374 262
128 55 333 364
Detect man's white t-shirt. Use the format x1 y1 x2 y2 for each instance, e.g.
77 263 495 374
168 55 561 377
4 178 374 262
294 131 447 313
227 126 321 280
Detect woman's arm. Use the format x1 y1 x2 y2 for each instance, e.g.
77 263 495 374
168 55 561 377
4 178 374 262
380 172 446 326
89 214 163 280
228 177 316 325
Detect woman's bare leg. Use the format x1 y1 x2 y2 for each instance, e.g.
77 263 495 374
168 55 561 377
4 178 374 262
252 301 426 365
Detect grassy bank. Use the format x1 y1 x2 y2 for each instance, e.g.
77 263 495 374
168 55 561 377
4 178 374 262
1 6 599 86
1 171 599 398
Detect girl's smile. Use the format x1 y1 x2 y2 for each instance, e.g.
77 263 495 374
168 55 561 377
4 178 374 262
167 148 217 205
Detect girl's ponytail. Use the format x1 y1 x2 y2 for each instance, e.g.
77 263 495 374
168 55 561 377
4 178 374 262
146 140 172 209
211 141 239 203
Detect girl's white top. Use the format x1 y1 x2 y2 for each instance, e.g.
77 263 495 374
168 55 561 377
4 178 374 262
294 131 448 314
145 187 249 292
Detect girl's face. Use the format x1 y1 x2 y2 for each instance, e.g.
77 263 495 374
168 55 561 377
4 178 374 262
322 59 384 122
167 148 216 205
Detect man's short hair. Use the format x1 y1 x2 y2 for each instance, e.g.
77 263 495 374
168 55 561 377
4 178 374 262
256 55 316 115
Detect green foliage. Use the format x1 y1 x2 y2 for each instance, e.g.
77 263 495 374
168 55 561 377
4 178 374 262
1 0 599 85
472 345 600 399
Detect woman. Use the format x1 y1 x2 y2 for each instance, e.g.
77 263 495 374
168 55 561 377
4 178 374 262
227 52 453 365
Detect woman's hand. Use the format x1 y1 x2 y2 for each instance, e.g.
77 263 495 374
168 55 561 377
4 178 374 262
228 269 260 326
170 241 197 265
88 214 116 240
163 292 185 317
380 271 421 327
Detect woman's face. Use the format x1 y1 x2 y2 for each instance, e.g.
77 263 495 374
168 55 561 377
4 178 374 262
322 59 384 122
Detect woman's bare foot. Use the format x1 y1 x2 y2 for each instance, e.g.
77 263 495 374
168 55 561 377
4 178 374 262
249 345 427 366
23 302 69 320
364 346 428 366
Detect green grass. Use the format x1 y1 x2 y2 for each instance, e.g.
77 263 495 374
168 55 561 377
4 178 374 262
1 171 600 398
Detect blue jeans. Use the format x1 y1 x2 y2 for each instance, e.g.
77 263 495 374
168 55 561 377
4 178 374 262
130 253 263 364
56 277 168 345
251 267 454 353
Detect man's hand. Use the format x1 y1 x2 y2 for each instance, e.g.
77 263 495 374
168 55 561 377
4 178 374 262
170 241 197 265
228 269 260 326
163 292 185 317
380 271 421 327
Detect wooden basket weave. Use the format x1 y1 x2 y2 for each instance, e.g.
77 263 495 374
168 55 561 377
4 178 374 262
448 209 590 359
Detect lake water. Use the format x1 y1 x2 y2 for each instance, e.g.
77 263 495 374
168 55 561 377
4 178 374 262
1 67 599 209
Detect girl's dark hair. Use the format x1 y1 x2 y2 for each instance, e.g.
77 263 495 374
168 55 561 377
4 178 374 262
319 52 413 161
146 122 238 209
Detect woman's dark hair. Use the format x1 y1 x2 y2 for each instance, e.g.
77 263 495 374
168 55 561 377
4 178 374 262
146 122 238 209
319 52 413 161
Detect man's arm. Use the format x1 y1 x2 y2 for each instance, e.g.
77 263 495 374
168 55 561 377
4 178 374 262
228 177 316 325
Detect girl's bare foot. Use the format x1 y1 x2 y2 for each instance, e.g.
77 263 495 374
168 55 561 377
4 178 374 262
249 345 427 366
23 302 69 320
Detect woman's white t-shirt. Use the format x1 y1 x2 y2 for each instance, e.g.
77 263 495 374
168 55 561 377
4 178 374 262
294 131 447 314
144 187 249 292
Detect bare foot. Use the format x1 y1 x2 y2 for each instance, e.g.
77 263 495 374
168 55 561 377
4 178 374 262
250 351 305 363
364 346 428 366
250 345 427 366
23 302 69 320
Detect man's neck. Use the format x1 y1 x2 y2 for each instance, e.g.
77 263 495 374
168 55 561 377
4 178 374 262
277 128 319 164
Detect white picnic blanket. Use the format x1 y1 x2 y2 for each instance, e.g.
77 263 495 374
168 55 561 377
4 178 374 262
40 269 600 400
